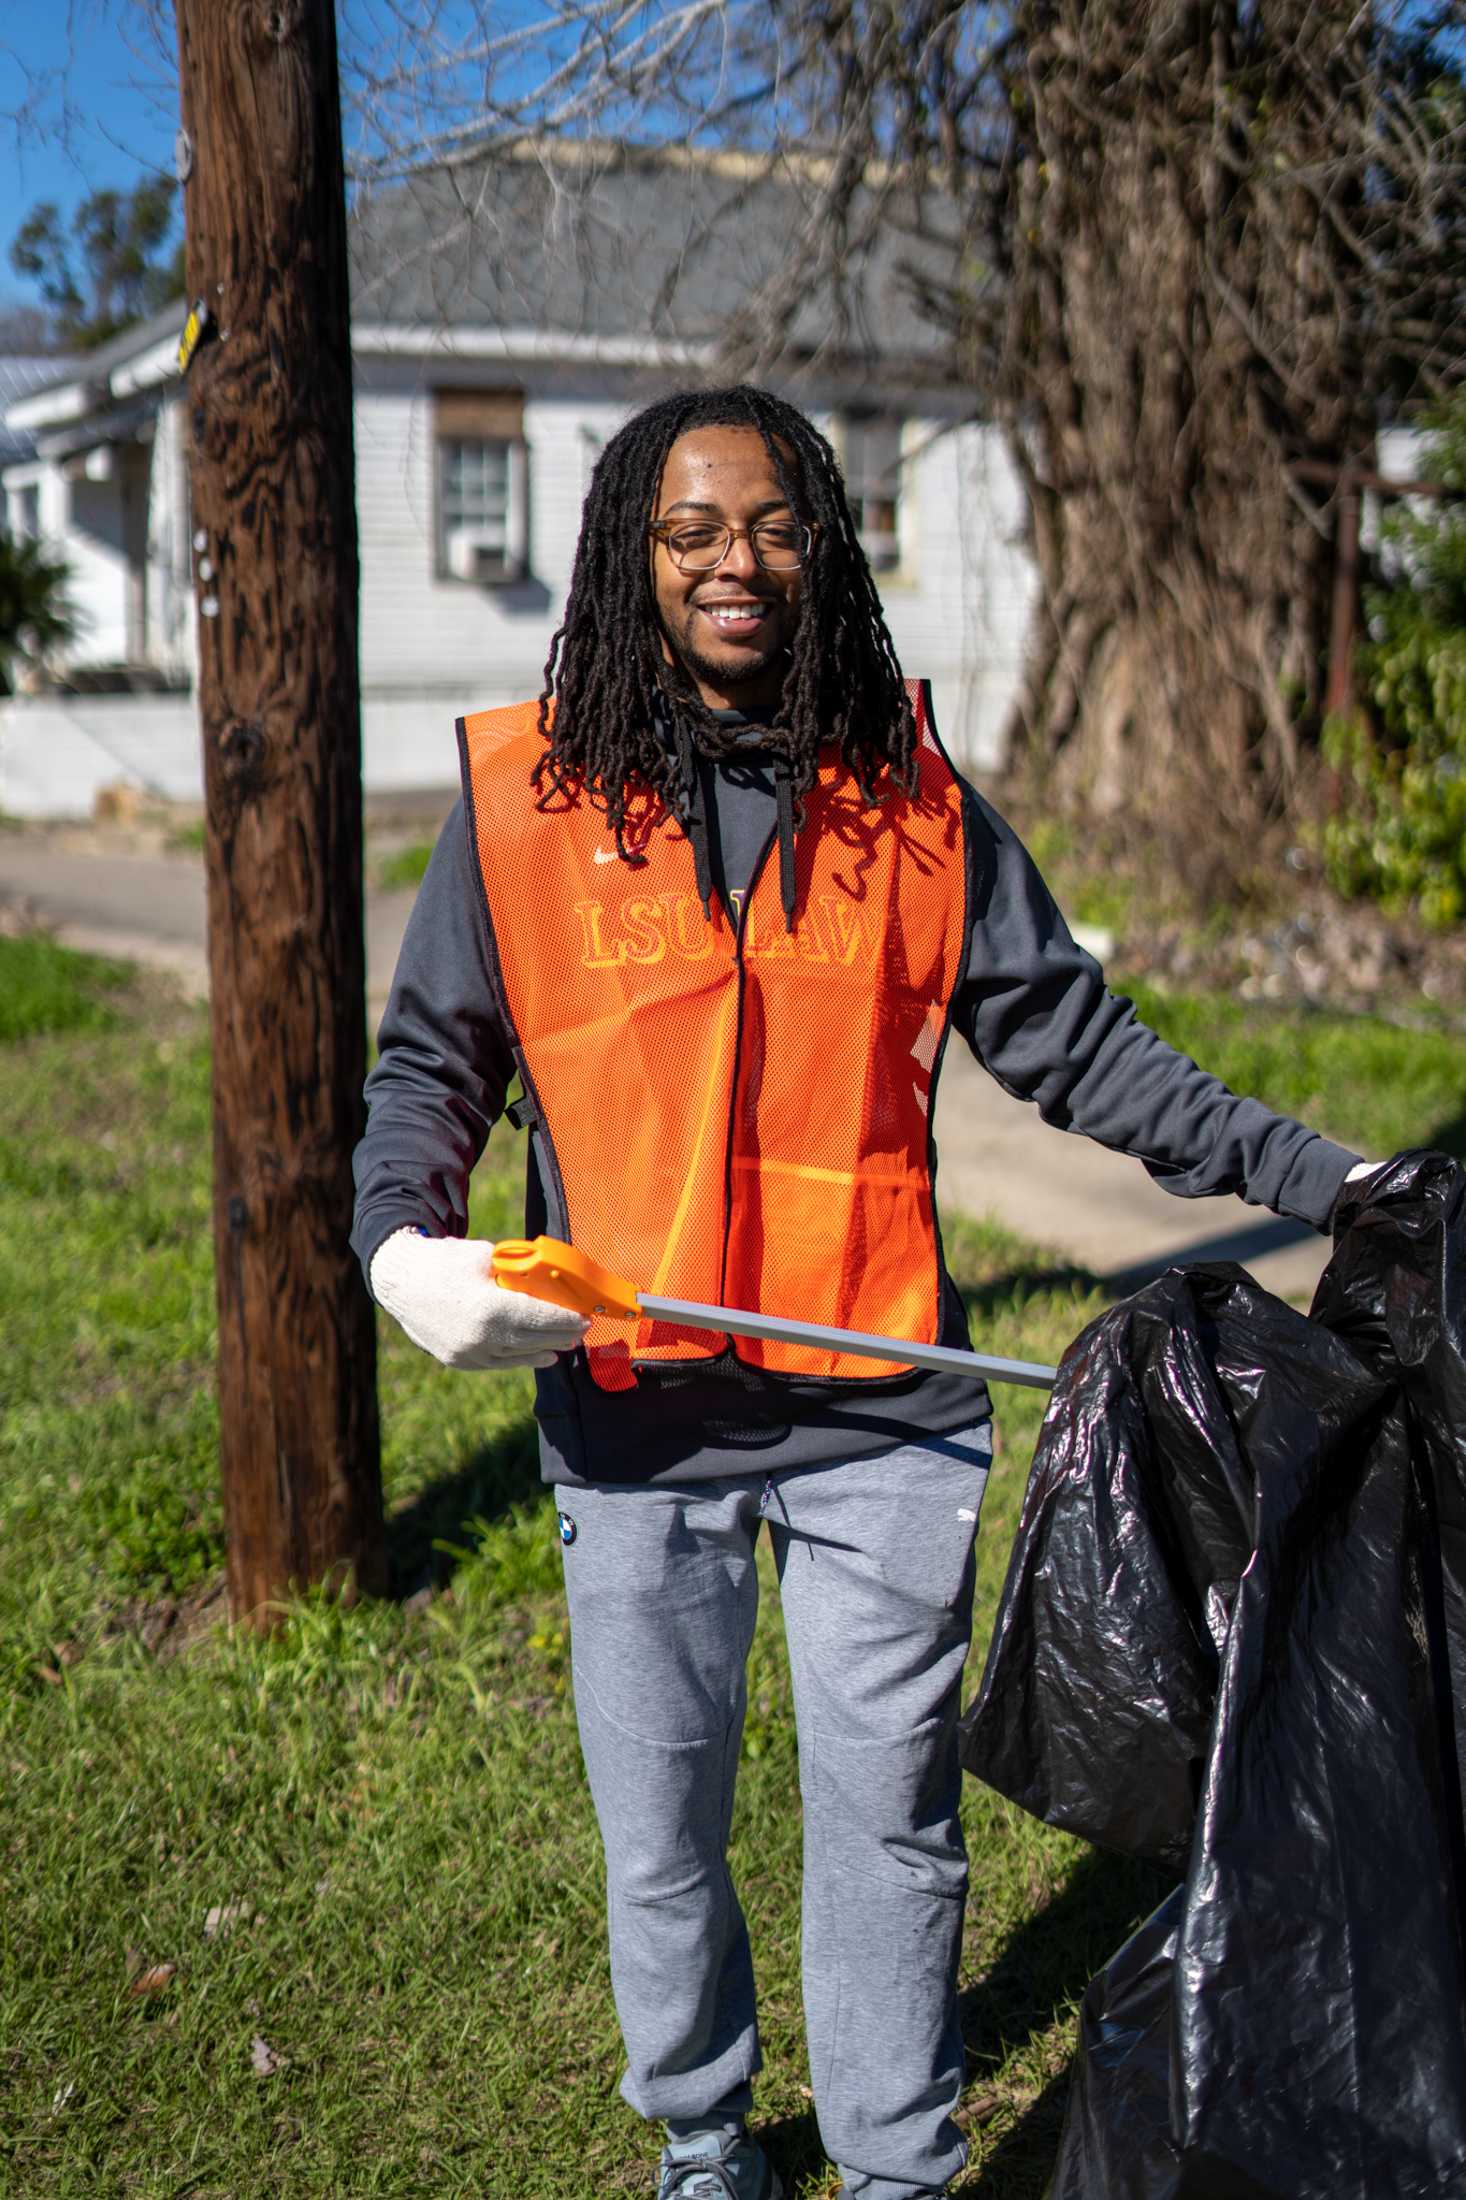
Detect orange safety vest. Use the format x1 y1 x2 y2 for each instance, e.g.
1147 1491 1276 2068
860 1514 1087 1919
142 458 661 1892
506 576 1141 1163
457 679 968 1392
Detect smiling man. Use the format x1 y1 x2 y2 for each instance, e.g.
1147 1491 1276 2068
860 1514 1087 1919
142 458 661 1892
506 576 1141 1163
352 386 1366 2200
647 426 808 704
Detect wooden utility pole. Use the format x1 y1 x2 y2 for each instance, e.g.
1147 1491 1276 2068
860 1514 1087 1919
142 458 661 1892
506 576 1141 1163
175 0 385 1621
1291 454 1461 728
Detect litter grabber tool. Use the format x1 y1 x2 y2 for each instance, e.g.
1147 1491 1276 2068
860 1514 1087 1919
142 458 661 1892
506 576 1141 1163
491 1235 1058 1391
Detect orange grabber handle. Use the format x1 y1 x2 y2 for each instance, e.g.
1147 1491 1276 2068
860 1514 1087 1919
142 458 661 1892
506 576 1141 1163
492 1235 642 1321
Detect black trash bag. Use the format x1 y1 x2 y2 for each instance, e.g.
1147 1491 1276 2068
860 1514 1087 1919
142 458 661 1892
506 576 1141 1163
1046 1890 1185 2200
1314 1147 1466 1818
961 1260 1390 1870
961 1151 1466 2200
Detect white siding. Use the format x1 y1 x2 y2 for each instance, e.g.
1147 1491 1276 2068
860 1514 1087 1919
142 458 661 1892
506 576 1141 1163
351 356 1034 779
6 355 1037 812
352 355 636 735
825 412 1034 773
145 398 196 683
62 459 133 664
1377 427 1424 484
37 460 68 548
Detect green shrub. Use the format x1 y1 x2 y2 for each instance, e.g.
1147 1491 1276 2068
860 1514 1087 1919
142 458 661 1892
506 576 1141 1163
0 532 74 691
1320 393 1466 930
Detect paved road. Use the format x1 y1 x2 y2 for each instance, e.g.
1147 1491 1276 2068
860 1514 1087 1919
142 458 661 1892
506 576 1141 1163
1 838 1335 1306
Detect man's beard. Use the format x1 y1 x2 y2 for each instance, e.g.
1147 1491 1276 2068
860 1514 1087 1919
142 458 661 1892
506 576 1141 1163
672 631 788 701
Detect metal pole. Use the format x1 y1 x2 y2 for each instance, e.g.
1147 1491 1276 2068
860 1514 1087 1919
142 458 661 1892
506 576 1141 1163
643 1294 1058 1389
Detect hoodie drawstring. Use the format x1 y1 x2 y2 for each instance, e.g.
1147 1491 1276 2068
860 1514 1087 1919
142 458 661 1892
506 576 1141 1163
663 702 796 934
774 755 797 935
668 710 717 924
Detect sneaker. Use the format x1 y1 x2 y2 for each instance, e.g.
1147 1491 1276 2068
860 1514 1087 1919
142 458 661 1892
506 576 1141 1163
656 2129 784 2200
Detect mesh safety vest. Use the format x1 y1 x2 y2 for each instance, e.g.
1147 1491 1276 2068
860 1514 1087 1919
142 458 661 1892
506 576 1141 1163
457 680 969 1392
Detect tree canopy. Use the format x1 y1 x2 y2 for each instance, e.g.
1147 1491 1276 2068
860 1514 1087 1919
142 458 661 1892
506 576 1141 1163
8 174 183 351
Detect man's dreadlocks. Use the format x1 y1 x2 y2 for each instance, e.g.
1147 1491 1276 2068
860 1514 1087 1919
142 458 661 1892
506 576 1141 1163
533 386 918 867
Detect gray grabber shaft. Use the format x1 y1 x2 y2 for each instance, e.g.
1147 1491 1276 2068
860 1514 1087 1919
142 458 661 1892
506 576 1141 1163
642 1294 1058 1390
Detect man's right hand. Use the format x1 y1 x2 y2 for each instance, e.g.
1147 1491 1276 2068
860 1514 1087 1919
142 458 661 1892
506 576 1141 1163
368 1227 590 1370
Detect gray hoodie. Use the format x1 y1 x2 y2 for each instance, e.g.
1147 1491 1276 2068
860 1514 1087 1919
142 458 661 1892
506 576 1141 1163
351 730 1358 1487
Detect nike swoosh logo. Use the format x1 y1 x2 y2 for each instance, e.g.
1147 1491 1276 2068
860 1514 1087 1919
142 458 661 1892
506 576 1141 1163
593 847 619 864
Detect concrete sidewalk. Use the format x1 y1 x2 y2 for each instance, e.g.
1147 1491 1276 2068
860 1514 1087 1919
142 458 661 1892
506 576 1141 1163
1 837 1336 1307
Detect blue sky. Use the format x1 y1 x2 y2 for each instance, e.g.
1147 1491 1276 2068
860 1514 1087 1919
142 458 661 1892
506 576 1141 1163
0 0 627 318
1 2 179 307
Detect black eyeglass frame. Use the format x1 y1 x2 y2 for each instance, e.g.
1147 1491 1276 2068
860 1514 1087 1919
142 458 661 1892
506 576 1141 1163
647 518 821 572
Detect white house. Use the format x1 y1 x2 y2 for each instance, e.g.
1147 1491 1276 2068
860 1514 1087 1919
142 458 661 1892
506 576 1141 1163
1 148 1038 819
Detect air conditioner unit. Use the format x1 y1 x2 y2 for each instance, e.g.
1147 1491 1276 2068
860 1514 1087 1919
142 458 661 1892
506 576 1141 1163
63 445 115 485
446 526 511 582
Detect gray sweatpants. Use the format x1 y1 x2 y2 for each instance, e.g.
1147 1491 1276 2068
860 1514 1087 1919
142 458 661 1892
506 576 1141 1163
557 1423 993 2200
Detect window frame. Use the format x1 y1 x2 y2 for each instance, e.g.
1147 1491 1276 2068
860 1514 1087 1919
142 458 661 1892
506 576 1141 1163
431 389 529 586
836 408 909 579
4 472 43 545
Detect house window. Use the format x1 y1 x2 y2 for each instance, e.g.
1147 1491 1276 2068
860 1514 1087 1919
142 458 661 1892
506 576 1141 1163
434 389 528 583
7 484 40 542
839 411 904 573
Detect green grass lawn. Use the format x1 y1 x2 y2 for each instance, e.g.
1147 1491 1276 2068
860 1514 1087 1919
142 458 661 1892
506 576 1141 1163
1122 976 1466 1161
0 933 132 1045
1 942 1460 2196
373 841 436 893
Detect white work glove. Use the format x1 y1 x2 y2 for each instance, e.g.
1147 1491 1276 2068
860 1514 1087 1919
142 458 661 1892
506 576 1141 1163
368 1227 589 1370
1334 1158 1388 1225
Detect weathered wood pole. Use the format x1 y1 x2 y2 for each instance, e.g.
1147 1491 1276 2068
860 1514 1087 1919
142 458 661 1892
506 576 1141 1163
174 0 385 1621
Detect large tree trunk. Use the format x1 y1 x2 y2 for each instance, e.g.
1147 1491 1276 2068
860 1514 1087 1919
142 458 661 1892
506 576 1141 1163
175 0 385 1622
993 0 1377 878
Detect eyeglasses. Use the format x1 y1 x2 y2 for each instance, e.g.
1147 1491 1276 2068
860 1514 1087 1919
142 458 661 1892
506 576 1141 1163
648 518 819 572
